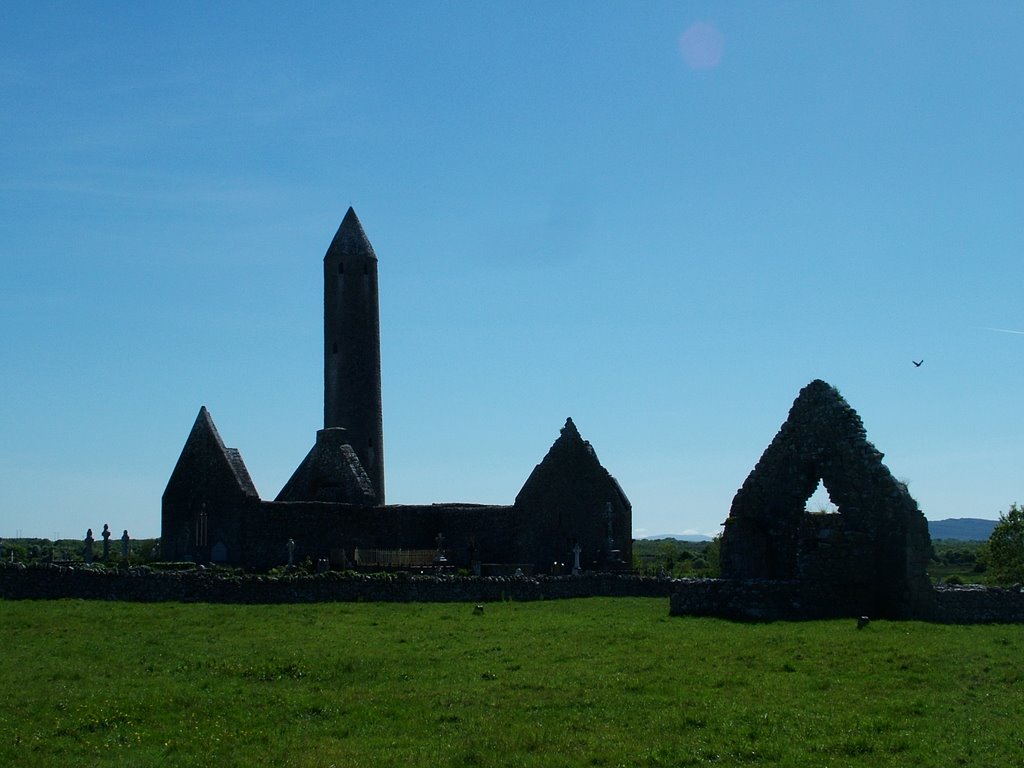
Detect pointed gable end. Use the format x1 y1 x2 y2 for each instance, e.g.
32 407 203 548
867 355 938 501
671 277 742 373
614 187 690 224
516 418 628 509
514 418 632 572
163 406 259 503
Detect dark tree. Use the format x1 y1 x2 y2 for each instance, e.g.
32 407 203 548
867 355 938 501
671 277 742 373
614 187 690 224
984 503 1024 585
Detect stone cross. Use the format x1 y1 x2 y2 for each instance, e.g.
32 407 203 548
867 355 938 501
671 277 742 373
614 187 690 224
435 532 445 554
121 530 130 558
572 542 582 575
102 524 111 560
287 538 295 567
83 529 94 564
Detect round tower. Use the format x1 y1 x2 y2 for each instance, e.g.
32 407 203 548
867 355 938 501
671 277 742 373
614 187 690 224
323 207 385 504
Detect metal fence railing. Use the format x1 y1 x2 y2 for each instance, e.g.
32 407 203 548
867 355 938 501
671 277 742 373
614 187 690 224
353 548 440 567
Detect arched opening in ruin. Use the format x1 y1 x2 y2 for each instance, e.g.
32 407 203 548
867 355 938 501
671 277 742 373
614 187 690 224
804 479 837 515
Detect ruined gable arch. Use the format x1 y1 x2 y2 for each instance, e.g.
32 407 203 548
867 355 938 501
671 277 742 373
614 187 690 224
720 380 933 619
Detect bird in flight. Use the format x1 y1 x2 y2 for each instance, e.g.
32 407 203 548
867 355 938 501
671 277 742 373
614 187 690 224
912 360 923 367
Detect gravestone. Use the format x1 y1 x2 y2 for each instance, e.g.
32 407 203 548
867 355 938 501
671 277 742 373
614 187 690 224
434 532 448 565
83 529 94 565
211 541 228 563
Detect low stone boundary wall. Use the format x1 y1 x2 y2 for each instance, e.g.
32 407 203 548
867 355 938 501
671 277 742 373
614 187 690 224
0 563 678 603
930 584 1024 623
6 565 1022 622
669 578 810 621
669 578 1024 623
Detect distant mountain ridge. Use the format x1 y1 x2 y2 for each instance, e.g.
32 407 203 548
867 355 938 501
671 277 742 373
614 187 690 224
642 518 997 544
928 518 998 541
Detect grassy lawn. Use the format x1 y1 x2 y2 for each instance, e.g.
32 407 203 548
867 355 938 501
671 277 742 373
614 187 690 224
1 597 1021 767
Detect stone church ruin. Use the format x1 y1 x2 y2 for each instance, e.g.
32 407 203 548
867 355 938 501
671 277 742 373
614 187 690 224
153 208 977 620
162 208 632 573
673 379 934 620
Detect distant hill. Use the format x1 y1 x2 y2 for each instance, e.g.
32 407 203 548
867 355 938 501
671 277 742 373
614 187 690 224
641 519 998 543
928 518 998 541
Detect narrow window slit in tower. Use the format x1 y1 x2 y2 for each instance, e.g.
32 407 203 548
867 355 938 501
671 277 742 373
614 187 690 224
338 262 344 274
332 342 338 354
363 264 368 275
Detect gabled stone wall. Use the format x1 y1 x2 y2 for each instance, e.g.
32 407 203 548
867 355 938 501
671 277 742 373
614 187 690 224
514 418 632 572
719 380 933 619
161 407 260 564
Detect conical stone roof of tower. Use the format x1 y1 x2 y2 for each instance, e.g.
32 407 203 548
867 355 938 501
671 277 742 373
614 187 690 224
325 207 377 260
275 427 376 505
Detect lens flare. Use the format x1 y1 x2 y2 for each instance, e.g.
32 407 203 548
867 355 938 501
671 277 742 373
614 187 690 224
679 22 725 70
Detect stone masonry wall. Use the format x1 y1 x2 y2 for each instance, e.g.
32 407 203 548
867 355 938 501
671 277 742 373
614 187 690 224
240 502 517 572
669 578 1024 624
4 565 1023 622
720 380 933 619
0 563 677 604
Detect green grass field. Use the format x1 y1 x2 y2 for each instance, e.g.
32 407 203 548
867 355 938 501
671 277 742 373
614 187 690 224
1 598 1021 767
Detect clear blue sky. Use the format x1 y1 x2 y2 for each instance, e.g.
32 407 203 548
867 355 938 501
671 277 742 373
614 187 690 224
2 2 1022 540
